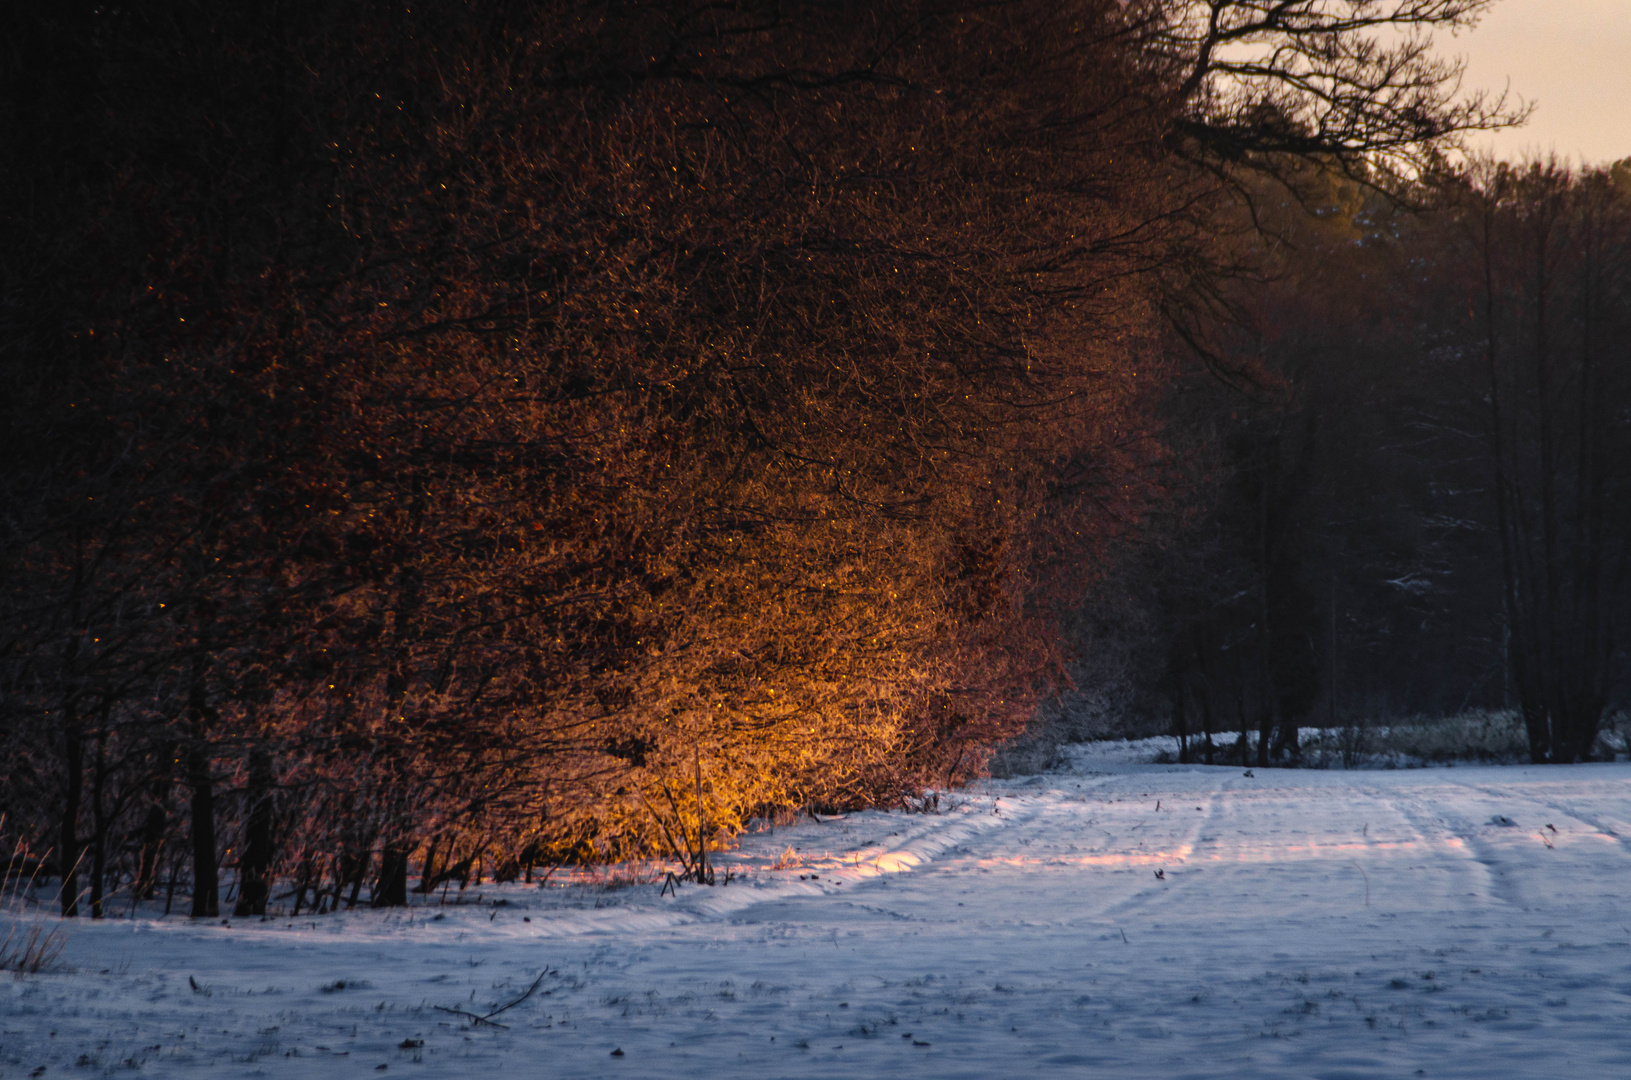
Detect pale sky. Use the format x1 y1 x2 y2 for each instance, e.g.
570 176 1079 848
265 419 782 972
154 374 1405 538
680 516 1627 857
1442 0 1631 166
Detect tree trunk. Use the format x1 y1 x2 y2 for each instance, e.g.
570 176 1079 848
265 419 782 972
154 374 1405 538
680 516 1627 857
373 845 410 907
415 835 443 894
1256 484 1276 769
1199 688 1215 766
89 729 108 918
346 858 368 909
291 856 312 915
1173 679 1190 764
187 741 218 918
1235 681 1251 766
1197 652 1216 766
59 711 83 917
693 744 711 884
1255 688 1274 768
135 747 174 901
233 747 275 916
1274 717 1299 762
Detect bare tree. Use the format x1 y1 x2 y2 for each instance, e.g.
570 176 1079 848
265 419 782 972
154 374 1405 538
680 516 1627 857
1463 162 1631 762
1151 0 1523 189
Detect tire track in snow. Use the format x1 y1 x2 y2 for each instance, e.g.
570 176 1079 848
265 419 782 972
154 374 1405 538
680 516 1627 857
1081 774 1229 922
1182 772 1239 867
1155 773 1375 869
1435 772 1631 858
519 795 1046 939
1378 776 1528 910
984 777 1201 871
1089 773 1472 920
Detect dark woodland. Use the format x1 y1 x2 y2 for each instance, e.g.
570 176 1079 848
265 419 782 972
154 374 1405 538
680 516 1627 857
2 0 1627 917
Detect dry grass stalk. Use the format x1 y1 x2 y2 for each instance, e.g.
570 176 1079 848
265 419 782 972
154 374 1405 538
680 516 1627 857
1 831 70 977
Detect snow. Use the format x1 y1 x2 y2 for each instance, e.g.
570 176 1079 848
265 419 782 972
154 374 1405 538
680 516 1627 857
7 751 1631 1077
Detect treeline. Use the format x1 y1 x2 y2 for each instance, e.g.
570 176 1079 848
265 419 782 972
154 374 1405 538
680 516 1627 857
1088 159 1631 767
1 0 1510 914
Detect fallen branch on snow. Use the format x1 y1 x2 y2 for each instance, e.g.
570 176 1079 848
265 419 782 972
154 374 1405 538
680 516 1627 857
433 968 553 1029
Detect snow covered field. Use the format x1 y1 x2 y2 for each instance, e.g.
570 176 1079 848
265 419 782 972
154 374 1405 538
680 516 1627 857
7 747 1631 1078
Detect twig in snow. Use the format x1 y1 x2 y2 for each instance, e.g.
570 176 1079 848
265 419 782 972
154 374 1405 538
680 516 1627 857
433 968 553 1028
1348 860 1370 907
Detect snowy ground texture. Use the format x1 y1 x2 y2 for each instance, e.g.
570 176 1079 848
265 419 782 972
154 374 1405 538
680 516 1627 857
7 745 1631 1078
